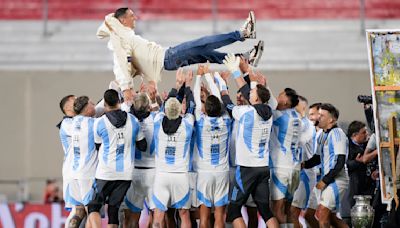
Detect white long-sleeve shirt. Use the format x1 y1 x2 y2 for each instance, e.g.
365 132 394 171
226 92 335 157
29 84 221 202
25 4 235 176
97 14 165 90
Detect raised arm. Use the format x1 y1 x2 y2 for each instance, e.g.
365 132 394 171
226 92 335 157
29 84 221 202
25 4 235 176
223 54 253 104
184 70 195 115
205 72 221 101
194 69 203 119
223 54 247 90
214 72 234 117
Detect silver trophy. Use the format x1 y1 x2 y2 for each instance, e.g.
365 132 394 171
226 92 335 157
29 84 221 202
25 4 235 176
351 195 375 228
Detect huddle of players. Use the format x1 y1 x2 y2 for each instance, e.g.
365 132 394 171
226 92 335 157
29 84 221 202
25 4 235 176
58 54 349 228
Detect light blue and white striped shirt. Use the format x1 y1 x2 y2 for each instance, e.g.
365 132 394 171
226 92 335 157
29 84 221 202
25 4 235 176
232 105 273 167
60 117 74 179
153 113 194 172
269 108 302 170
94 113 144 180
135 112 157 168
315 127 348 180
193 113 232 172
70 115 98 179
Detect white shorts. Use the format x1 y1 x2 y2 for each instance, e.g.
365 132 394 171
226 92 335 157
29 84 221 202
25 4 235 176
270 167 300 201
319 178 348 212
292 169 316 209
65 179 95 207
123 168 156 213
152 172 190 211
229 167 256 207
189 171 198 208
195 171 229 208
307 187 320 210
63 178 73 210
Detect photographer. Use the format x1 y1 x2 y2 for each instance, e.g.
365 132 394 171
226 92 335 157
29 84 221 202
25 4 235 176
346 121 373 206
357 95 388 227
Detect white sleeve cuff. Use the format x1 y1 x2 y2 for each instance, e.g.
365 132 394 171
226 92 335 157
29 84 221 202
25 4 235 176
250 81 258 89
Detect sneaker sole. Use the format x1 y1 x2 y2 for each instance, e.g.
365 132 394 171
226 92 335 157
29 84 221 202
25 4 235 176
252 40 264 67
249 11 256 39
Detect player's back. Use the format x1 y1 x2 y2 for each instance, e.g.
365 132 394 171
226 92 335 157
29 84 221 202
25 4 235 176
232 105 273 167
71 115 98 179
59 117 74 179
134 112 157 168
153 112 194 172
193 113 232 172
269 108 302 169
94 111 141 180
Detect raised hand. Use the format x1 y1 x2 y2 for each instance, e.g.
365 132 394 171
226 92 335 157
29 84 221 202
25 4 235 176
197 64 205 76
239 56 250 73
255 71 267 86
197 62 210 76
176 68 185 89
223 54 240 75
148 80 158 102
219 71 230 83
248 69 257 82
139 81 147 93
185 70 194 86
123 89 134 104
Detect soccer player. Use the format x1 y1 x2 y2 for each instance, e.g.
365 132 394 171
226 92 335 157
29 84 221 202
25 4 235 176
268 86 301 226
290 96 317 228
192 64 232 228
58 94 79 228
151 69 195 228
219 54 279 228
87 89 147 228
225 59 261 227
302 103 349 228
65 96 98 227
96 7 264 103
301 102 322 228
123 92 158 228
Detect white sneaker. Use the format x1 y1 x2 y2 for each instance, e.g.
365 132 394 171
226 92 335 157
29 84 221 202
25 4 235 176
240 11 256 39
248 40 264 67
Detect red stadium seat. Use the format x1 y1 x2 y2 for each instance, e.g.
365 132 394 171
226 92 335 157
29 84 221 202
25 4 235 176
1 0 400 20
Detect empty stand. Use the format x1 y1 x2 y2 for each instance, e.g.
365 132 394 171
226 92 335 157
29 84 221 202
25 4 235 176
1 0 400 20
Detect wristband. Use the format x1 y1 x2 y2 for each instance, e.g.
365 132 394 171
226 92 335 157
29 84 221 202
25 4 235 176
232 70 241 79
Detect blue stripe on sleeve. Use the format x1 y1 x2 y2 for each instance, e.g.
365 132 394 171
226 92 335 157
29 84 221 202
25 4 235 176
183 118 193 159
241 111 254 152
97 118 109 164
195 118 204 158
86 118 95 164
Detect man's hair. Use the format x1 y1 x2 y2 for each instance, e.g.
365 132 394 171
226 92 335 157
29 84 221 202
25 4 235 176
133 92 150 112
284 88 299 108
104 89 120 107
205 95 222 117
256 84 270 104
114 7 129 19
73 96 89 115
298 95 308 104
320 103 339 120
165 98 181 120
59 95 75 115
348 121 366 137
309 102 322 110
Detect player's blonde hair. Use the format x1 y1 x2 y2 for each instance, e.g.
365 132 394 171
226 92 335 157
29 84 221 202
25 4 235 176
133 92 150 112
165 98 181 120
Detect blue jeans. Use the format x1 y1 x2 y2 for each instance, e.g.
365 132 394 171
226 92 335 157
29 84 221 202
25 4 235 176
163 31 243 70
